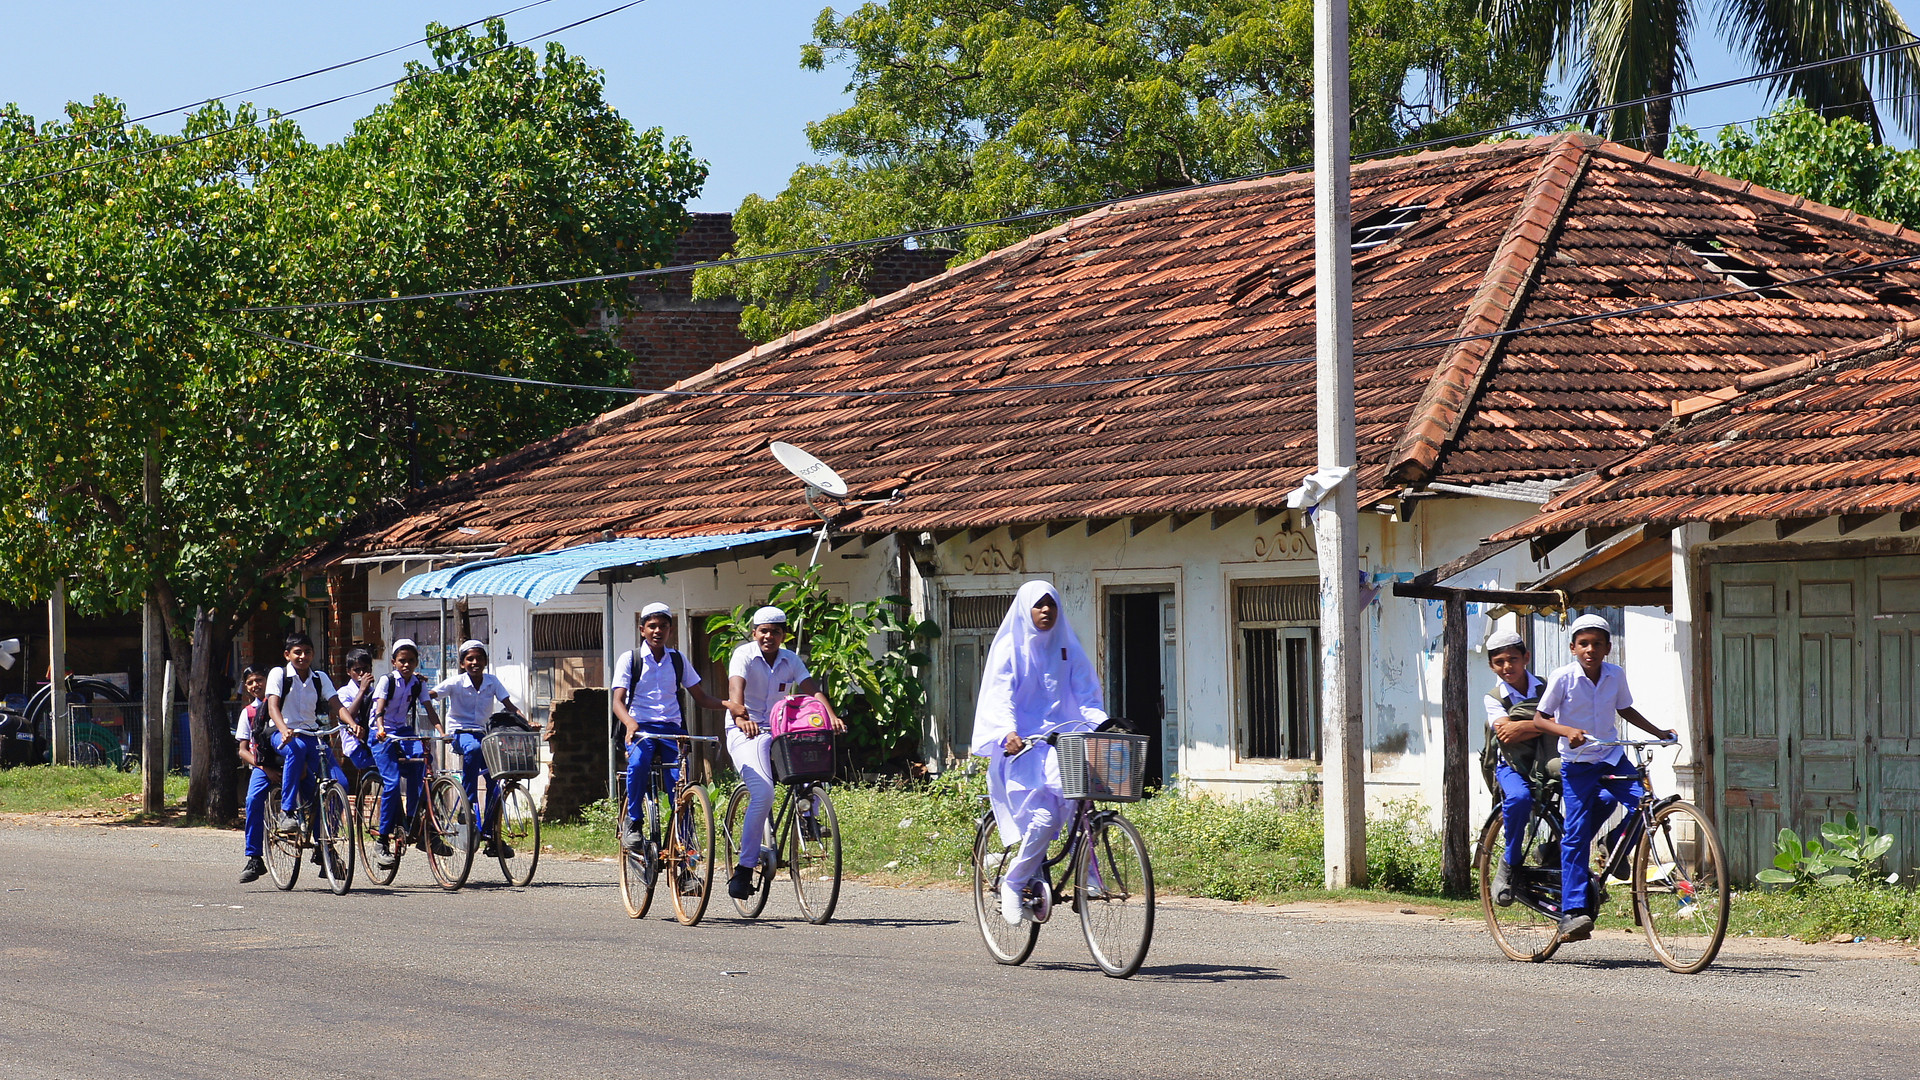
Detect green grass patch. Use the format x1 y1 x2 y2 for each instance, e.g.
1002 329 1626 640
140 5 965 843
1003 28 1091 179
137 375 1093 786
1725 883 1920 944
0 764 188 818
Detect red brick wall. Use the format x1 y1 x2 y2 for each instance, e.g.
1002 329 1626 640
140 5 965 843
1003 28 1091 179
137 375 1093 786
608 213 953 390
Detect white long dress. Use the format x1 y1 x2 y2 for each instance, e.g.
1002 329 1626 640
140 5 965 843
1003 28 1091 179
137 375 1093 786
970 581 1108 873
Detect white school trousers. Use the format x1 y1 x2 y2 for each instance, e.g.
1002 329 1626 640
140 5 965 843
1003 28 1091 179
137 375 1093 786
726 726 776 868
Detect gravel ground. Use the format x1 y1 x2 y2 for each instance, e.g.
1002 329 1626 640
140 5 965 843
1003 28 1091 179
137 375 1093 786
1 817 1914 1079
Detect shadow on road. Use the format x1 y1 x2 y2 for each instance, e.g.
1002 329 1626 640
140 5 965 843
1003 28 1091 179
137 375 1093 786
1555 957 1814 978
825 917 960 929
1028 961 1289 982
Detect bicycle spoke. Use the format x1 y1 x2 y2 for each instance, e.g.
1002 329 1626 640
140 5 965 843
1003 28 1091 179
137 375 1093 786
1478 810 1562 962
1077 814 1153 978
1635 801 1728 973
972 812 1039 965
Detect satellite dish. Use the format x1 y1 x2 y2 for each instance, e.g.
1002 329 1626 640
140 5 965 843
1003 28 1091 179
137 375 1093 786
0 638 17 671
769 442 850 498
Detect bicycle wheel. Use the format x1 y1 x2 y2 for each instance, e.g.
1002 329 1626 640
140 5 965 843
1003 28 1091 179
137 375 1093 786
425 776 476 891
1477 810 1562 962
1634 800 1729 974
354 771 398 887
264 803 300 891
972 812 1039 964
1076 811 1153 978
316 782 355 895
722 785 772 918
669 783 715 926
789 785 842 925
494 783 540 887
617 779 656 918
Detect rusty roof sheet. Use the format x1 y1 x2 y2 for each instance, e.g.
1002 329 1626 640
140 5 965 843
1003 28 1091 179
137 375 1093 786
333 134 1920 558
1496 323 1920 537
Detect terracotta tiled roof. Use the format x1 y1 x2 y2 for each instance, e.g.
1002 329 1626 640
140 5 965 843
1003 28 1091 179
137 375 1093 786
331 134 1920 558
1494 323 1920 537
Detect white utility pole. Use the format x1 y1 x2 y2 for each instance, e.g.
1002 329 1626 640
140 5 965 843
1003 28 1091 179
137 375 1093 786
1314 0 1367 887
49 581 70 766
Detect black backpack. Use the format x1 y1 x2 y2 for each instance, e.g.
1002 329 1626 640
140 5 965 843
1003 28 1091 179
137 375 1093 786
246 700 279 769
1479 679 1554 792
377 672 426 733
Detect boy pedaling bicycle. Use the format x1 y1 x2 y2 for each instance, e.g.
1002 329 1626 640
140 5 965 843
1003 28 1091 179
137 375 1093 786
1532 613 1677 943
613 602 729 847
368 638 433 869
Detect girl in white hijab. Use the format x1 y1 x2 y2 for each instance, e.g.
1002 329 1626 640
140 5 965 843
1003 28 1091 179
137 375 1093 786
970 580 1108 925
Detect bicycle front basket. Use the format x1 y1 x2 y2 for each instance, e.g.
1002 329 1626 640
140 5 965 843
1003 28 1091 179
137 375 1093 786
480 730 543 780
1055 731 1150 802
770 730 835 785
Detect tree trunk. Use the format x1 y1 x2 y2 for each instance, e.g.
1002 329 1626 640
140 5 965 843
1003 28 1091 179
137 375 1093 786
183 610 239 825
1641 14 1679 157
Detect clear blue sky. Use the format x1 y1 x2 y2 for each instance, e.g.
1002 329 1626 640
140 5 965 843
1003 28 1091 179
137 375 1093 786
1 0 1916 214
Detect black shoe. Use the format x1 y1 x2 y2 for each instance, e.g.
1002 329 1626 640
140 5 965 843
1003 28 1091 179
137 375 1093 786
1492 860 1515 907
239 857 266 883
309 847 325 867
1557 913 1594 942
484 840 514 860
430 837 454 857
727 865 756 900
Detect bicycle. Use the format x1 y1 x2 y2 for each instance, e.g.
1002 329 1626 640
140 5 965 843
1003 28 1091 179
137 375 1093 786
353 730 478 891
263 724 355 895
468 724 543 887
1476 737 1730 973
971 727 1155 979
720 749 842 925
616 732 719 924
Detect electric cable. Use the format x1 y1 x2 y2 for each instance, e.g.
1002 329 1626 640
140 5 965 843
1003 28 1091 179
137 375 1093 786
0 0 563 161
234 246 1920 400
232 36 1920 314
0 0 652 192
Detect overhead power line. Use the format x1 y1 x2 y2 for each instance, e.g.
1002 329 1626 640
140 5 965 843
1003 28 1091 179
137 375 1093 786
233 36 1920 315
0 0 563 162
234 247 1920 400
0 0 653 192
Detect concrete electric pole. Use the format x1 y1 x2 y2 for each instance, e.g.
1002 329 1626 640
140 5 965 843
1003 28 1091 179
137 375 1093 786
1314 0 1367 888
49 581 69 767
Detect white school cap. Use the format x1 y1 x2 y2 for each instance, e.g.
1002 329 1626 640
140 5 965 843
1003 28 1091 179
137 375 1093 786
1568 613 1612 638
458 638 488 657
390 638 419 659
640 601 673 620
1485 629 1526 654
751 606 788 627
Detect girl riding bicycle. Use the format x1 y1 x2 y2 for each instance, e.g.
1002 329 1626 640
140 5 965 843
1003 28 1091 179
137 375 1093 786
970 580 1107 926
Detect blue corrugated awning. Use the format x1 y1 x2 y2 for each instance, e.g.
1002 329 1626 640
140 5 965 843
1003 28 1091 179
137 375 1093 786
395 530 811 605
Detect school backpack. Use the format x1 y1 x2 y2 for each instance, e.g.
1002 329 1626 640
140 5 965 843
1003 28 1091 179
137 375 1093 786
246 700 279 769
379 672 426 733
767 695 831 738
1479 680 1553 792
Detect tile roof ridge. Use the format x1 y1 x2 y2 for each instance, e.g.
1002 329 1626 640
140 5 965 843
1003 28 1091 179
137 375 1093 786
1593 143 1920 249
1388 135 1594 485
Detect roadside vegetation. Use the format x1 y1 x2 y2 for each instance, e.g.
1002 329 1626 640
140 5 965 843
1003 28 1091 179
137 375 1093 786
0 765 187 819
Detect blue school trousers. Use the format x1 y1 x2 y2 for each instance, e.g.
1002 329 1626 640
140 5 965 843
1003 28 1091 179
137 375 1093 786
452 731 491 816
1560 758 1645 915
1494 760 1532 869
242 766 271 858
371 736 425 838
624 729 683 825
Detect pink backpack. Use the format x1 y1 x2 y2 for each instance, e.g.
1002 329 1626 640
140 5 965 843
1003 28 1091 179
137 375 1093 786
768 695 831 737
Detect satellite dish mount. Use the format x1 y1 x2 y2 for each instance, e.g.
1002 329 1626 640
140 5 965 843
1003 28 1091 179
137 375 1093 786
769 442 851 569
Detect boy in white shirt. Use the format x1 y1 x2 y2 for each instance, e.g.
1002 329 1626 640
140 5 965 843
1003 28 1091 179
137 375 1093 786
234 666 273 883
722 606 842 900
265 632 347 825
613 602 728 843
1533 613 1675 943
430 639 525 844
368 639 433 867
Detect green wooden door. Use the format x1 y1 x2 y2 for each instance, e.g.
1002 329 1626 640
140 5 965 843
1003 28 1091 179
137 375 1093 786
1712 556 1920 883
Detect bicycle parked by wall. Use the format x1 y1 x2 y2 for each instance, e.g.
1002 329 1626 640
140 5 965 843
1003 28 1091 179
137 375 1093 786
720 732 842 925
972 727 1156 979
1476 736 1730 973
353 730 477 891
616 733 719 924
264 725 354 895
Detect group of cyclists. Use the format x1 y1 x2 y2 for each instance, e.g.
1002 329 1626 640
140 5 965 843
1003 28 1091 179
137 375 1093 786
228 578 1721 976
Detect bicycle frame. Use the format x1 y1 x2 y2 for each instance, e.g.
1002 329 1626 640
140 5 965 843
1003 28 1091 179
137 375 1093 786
1500 738 1681 921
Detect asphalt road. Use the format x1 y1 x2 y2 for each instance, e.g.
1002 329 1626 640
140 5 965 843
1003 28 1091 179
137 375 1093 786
2 818 1915 1080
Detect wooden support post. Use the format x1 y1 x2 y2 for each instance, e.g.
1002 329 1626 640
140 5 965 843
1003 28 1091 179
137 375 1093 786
1440 592 1471 897
48 582 69 766
143 595 165 813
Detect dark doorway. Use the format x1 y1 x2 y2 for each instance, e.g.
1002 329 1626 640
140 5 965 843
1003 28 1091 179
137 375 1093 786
1107 591 1174 790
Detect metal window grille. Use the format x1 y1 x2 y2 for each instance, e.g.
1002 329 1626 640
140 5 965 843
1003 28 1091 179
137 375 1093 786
948 593 1016 631
1236 583 1320 762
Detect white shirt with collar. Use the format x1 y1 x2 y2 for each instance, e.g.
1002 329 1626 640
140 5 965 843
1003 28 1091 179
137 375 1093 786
265 666 338 733
369 671 431 735
1482 671 1546 732
614 647 701 731
432 672 514 732
727 642 810 727
1537 660 1634 765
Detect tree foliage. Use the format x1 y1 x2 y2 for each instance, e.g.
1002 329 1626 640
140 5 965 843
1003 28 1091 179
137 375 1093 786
1483 0 1920 155
695 0 1550 341
0 20 705 818
1669 99 1920 227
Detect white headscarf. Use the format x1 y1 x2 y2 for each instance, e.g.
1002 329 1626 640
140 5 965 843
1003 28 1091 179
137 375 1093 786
969 580 1106 756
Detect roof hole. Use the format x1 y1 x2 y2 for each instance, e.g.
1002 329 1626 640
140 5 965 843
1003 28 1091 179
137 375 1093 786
1352 205 1428 251
1678 235 1783 297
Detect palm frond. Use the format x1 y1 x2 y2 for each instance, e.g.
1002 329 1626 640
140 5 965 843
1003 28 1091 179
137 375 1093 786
1720 0 1920 142
1574 0 1696 145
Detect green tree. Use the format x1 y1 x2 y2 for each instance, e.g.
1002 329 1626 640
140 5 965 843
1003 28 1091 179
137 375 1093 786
0 21 705 822
1483 0 1920 156
1669 99 1920 226
696 0 1550 341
